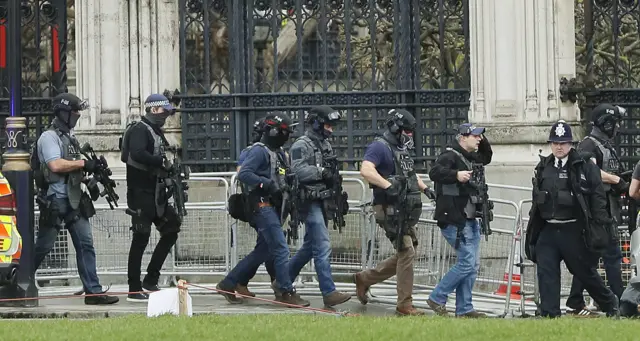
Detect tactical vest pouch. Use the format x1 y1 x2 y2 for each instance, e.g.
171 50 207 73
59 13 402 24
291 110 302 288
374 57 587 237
556 190 574 207
441 184 460 196
228 193 252 223
309 189 332 201
534 190 548 204
79 192 96 219
38 195 59 229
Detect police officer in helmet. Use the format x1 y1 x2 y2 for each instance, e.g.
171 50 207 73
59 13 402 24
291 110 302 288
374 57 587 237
525 120 620 318
220 118 277 301
34 93 119 305
287 105 351 307
121 93 181 302
218 112 310 307
566 104 627 315
353 109 435 316
427 122 492 318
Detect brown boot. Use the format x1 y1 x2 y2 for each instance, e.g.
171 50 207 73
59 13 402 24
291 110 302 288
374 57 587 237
235 284 255 298
396 305 426 316
271 280 283 299
456 311 487 318
353 273 369 305
216 283 243 304
426 298 449 317
323 291 352 307
277 292 311 308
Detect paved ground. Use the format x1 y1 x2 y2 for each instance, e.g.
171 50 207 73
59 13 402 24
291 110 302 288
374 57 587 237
0 282 537 319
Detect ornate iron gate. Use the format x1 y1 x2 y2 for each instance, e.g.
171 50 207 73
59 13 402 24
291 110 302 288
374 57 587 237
0 0 71 273
0 0 69 146
178 0 471 172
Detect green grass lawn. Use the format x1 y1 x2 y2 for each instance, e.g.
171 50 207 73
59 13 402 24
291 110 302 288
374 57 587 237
0 314 637 341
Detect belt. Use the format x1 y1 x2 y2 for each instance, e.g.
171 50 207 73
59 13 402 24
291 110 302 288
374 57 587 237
257 202 271 208
546 219 577 224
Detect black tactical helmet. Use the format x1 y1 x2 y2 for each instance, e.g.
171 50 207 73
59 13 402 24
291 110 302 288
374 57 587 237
251 118 266 143
591 103 626 138
386 109 417 133
305 105 342 125
263 111 297 134
52 93 89 113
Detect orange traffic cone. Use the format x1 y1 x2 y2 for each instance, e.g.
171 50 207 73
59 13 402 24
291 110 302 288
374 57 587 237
495 231 523 299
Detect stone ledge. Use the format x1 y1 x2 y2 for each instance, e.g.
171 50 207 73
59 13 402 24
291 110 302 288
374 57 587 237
74 125 182 153
481 120 586 145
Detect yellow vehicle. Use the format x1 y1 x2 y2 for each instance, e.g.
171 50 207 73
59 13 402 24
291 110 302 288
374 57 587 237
0 172 21 271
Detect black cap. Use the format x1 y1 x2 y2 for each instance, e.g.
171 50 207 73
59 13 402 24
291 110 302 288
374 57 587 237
547 120 574 143
457 123 485 136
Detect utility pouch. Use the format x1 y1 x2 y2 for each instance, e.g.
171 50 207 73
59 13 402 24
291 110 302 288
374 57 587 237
534 191 548 204
79 192 96 219
557 190 574 206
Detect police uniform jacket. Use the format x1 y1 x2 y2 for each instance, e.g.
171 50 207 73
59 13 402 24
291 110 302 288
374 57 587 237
524 148 613 263
429 140 492 229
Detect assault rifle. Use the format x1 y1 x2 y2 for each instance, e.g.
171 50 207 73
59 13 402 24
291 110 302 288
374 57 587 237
164 146 190 224
283 172 301 245
389 176 410 251
469 163 493 241
323 154 347 233
80 143 119 209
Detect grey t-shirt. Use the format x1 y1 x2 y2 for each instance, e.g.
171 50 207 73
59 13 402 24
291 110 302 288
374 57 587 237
37 130 68 198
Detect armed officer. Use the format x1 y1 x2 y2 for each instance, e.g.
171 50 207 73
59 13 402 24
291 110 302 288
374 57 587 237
34 93 119 305
353 109 434 316
221 118 277 301
120 94 182 302
287 105 351 307
524 120 620 318
566 104 627 316
427 123 493 318
219 112 310 307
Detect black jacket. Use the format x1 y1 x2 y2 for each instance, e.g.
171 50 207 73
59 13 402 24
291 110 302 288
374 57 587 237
126 117 166 191
428 138 493 228
524 148 614 263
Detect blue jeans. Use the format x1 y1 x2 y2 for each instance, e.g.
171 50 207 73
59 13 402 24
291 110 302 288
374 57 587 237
429 220 481 315
35 197 103 294
222 206 294 293
288 202 336 296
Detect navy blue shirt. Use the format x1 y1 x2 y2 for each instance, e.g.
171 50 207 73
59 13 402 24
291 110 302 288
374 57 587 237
237 147 250 166
237 145 287 188
363 140 395 177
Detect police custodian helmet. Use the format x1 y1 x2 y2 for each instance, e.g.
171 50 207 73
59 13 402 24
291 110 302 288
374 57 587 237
547 120 574 143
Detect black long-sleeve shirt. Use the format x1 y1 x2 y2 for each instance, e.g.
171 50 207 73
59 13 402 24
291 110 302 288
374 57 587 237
126 118 165 191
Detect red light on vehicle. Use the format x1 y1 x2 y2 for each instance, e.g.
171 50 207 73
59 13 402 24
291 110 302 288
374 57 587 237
0 192 16 216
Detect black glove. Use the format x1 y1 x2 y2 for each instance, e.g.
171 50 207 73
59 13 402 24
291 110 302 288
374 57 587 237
613 177 629 195
262 181 281 197
83 159 98 173
385 179 401 199
423 187 436 200
321 167 334 184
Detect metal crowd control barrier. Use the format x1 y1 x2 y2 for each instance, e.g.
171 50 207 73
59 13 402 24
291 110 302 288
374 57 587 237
363 196 523 317
32 168 599 317
227 171 369 283
34 175 232 285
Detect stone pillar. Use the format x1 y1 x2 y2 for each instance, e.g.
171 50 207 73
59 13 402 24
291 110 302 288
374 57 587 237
469 0 577 164
73 0 181 166
74 0 180 131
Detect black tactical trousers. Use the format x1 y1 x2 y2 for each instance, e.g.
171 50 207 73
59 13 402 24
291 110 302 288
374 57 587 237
535 221 618 318
126 188 181 291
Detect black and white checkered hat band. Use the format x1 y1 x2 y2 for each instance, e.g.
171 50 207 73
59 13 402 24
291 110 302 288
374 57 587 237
145 100 170 108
